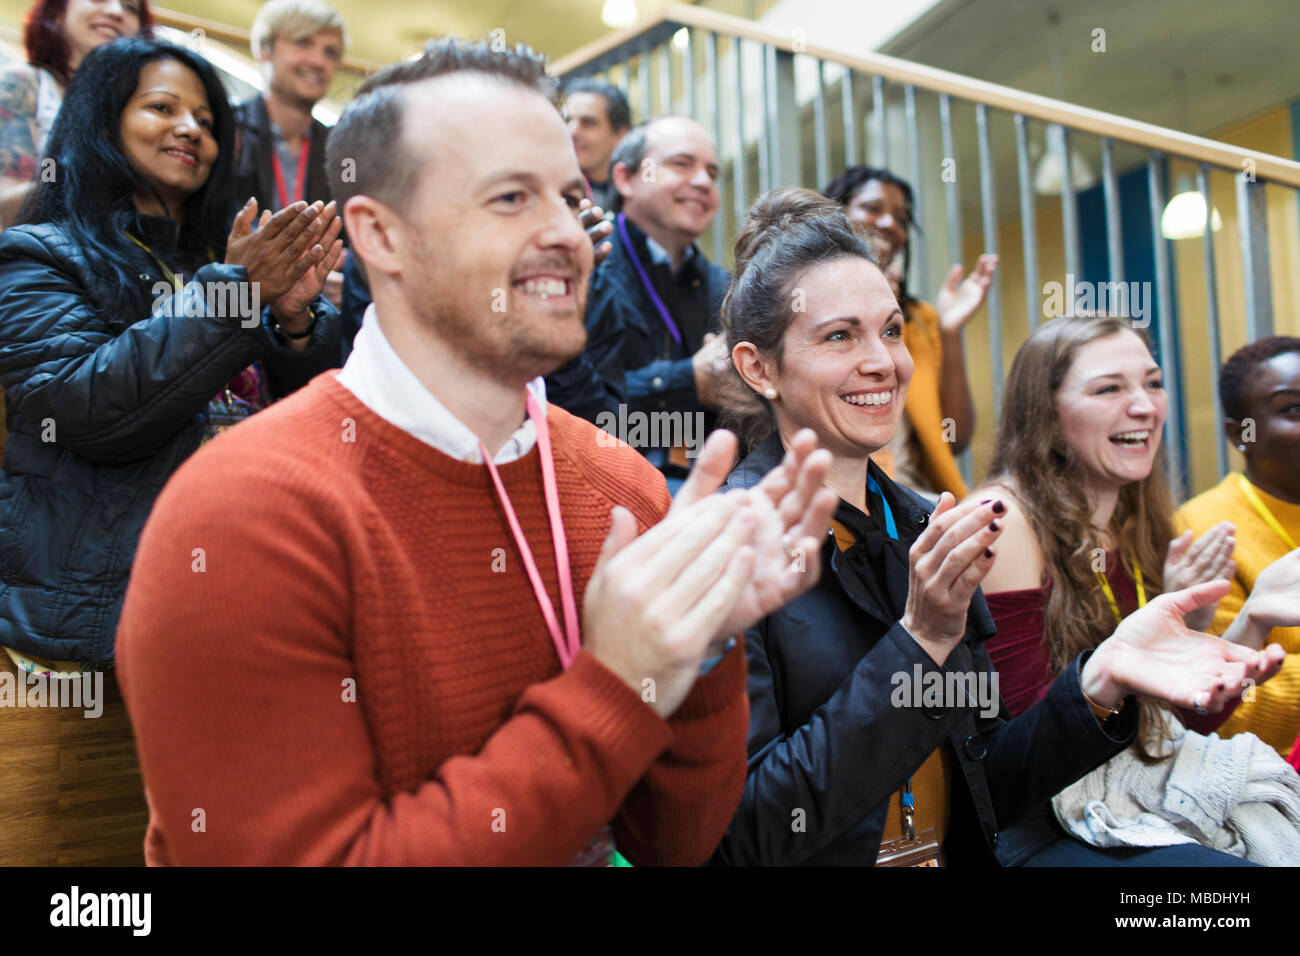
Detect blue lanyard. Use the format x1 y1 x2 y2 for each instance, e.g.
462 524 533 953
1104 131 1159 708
616 213 684 354
866 473 898 540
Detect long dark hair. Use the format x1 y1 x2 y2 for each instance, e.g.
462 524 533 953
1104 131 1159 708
720 187 879 453
18 37 237 321
822 165 917 306
24 0 155 82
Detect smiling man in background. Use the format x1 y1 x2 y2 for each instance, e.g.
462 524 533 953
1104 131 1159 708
563 78 631 213
577 116 756 488
234 0 348 304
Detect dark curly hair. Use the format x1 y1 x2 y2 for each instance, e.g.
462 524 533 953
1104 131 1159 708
822 165 918 305
1219 336 1300 420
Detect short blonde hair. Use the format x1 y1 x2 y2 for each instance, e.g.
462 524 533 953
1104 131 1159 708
250 0 348 58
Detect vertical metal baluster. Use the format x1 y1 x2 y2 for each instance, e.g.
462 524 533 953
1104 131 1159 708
1148 153 1186 495
759 44 764 192
772 48 798 186
759 44 773 193
658 43 671 113
1053 125 1081 282
1101 137 1125 298
732 37 748 232
705 31 724 261
813 59 829 190
872 74 886 168
683 29 695 119
638 47 651 122
1199 164 1227 480
976 104 1003 423
904 84 927 297
940 94 963 271
940 93 971 486
1015 114 1040 329
842 69 858 168
1236 174 1275 341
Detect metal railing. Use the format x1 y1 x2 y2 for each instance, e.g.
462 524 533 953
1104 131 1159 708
554 2 1300 494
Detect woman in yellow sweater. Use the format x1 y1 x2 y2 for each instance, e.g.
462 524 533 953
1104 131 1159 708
1176 336 1300 757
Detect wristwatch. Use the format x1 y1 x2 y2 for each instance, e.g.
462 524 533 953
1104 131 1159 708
271 306 317 341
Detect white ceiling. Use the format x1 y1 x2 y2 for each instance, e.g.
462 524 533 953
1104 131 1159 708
878 0 1300 140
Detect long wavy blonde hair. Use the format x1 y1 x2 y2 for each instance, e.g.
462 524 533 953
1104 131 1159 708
985 315 1178 758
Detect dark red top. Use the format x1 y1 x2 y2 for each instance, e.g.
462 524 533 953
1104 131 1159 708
984 552 1236 734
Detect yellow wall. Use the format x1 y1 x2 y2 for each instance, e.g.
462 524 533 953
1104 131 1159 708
959 105 1299 500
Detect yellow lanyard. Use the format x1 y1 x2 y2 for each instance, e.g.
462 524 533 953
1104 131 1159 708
127 232 181 292
1095 553 1146 625
1238 474 1298 551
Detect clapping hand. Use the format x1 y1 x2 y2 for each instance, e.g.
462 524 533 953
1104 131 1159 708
1083 579 1285 713
1164 522 1235 632
900 493 1004 664
578 199 613 266
271 200 345 330
581 428 836 719
1224 547 1300 649
670 428 838 652
935 254 997 335
225 199 336 302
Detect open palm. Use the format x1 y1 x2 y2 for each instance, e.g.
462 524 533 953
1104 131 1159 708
935 254 997 334
1105 580 1285 712
671 429 838 646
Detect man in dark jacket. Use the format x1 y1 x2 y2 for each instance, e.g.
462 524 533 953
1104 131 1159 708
233 0 347 305
581 117 757 487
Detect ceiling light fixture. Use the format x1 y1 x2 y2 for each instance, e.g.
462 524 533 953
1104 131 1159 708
1162 181 1223 240
601 0 638 29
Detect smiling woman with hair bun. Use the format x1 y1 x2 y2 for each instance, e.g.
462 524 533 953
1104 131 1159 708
709 189 1284 868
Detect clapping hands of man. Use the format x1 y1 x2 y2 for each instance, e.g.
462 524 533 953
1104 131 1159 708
583 429 838 719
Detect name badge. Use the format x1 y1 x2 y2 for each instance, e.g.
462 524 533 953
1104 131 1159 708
875 827 944 867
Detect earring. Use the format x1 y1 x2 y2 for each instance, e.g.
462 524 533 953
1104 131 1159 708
764 387 778 400
1237 444 1247 452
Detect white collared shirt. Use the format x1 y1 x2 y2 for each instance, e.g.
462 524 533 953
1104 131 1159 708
337 304 544 465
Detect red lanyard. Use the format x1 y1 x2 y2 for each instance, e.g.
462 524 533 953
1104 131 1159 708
271 136 310 210
478 392 581 669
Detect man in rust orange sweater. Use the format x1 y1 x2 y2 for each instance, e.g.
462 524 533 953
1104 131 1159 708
114 39 837 866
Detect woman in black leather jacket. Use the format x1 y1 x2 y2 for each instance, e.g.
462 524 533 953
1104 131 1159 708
0 38 341 670
709 189 1280 866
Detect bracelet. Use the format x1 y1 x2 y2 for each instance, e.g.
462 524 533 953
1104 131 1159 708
1081 684 1125 722
273 308 317 341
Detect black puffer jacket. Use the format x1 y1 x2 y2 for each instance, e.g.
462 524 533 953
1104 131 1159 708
0 218 340 668
711 433 1139 866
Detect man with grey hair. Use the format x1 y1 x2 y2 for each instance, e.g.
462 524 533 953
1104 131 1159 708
234 0 349 304
579 116 757 489
116 39 837 866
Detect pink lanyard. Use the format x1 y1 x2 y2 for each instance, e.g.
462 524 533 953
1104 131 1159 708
272 136 310 210
478 392 581 669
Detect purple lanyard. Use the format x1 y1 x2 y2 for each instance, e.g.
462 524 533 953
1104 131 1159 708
616 213 683 354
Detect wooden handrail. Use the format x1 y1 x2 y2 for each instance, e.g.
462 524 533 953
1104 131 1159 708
552 1 1300 188
150 6 383 76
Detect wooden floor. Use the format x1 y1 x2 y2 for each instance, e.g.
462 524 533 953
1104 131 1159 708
0 654 148 866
